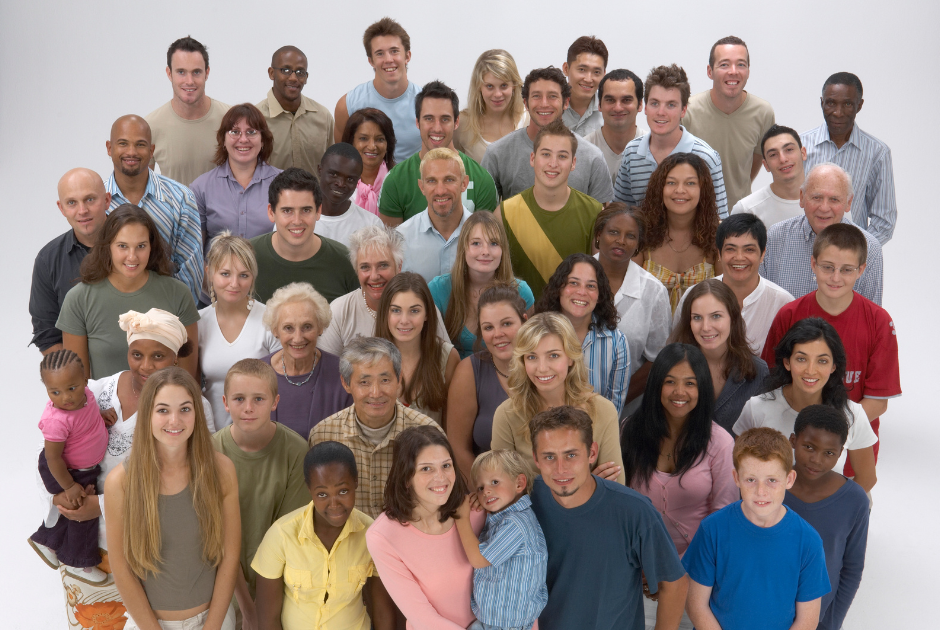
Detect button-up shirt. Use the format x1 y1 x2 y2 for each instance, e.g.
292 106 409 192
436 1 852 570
29 230 89 350
105 170 204 303
802 122 897 245
251 502 374 630
308 401 443 517
759 214 883 305
257 90 334 175
583 319 630 414
397 206 472 283
562 94 604 137
190 160 281 253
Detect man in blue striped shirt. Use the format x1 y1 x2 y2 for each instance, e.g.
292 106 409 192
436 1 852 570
802 72 896 245
105 114 204 303
614 64 728 218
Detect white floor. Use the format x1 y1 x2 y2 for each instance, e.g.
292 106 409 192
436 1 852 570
2 1 937 627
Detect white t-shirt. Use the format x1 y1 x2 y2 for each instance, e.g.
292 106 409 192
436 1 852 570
731 185 803 228
198 302 281 427
314 201 384 249
584 125 647 185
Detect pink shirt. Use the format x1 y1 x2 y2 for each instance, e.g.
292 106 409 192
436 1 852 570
631 423 738 556
366 509 485 630
354 162 388 216
38 387 107 469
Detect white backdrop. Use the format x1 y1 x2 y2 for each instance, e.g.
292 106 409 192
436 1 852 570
1 1 936 627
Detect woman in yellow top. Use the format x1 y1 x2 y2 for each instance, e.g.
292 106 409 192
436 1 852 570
491 312 625 484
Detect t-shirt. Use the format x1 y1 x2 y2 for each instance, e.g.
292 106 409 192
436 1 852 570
784 481 870 630
314 202 384 249
212 422 309 597
500 187 602 300
682 502 831 630
583 125 647 185
146 98 230 186
38 387 107 470
530 476 686 630
56 274 200 379
379 151 498 221
731 185 803 228
682 91 775 210
249 232 359 304
345 80 421 163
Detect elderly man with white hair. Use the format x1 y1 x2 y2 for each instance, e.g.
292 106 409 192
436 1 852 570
760 162 884 304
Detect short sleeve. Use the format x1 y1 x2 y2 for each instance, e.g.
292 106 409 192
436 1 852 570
172 280 200 326
845 402 878 450
316 298 346 356
644 283 672 363
732 398 757 436
378 171 405 219
479 518 526 567
862 307 901 399
38 409 69 443
516 279 535 310
427 275 451 314
796 530 831 602
633 509 686 591
470 162 499 211
682 517 717 587
761 308 791 366
55 284 89 336
250 522 287 580
490 402 517 452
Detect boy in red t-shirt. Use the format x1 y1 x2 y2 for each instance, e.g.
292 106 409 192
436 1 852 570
763 223 900 478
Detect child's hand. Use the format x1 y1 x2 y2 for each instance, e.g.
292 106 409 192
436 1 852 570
456 493 472 520
64 483 86 508
593 461 622 481
468 491 484 512
101 408 118 427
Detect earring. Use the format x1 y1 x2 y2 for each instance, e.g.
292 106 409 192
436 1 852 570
594 240 600 249
209 286 216 304
247 297 255 311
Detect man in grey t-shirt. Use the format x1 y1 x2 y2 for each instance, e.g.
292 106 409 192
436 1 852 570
481 67 614 202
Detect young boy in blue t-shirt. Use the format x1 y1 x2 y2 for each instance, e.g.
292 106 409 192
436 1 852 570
784 405 870 630
683 427 831 630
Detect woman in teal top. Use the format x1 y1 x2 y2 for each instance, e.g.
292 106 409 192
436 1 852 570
428 212 533 359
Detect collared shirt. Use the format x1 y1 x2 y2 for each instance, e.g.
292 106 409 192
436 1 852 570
759 214 883 305
397 206 472 283
308 401 443 517
251 502 374 630
257 90 335 175
562 94 604 137
583 319 630 414
472 495 548 628
105 170 204 302
802 122 897 245
29 230 89 350
614 125 728 218
191 160 282 253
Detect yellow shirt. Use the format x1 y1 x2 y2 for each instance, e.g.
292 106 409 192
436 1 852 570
251 503 374 630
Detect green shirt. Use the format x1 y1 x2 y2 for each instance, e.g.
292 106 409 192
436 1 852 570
379 150 498 221
250 232 359 303
500 187 602 301
212 422 310 597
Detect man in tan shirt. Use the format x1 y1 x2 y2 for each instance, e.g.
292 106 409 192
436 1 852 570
257 45 334 175
146 36 229 186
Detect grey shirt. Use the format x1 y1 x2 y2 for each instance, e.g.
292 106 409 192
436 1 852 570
481 128 615 202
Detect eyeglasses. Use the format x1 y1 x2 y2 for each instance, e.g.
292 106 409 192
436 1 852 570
275 67 309 79
816 263 860 276
227 128 259 139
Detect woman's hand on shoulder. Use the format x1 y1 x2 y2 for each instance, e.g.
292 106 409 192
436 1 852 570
593 461 622 482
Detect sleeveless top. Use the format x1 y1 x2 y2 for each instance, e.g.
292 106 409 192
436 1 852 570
345 81 421 162
470 353 509 454
142 486 216 611
643 252 715 313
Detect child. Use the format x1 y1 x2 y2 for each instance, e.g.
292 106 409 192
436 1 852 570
785 405 869 630
683 427 831 630
251 441 395 630
28 349 111 585
456 449 548 630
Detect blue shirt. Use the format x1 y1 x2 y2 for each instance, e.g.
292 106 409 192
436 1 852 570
583 320 630 414
682 502 831 630
427 273 535 358
106 170 204 303
472 495 548 627
397 207 471 283
531 476 685 630
345 80 421 162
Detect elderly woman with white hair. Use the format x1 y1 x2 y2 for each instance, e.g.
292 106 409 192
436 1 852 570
262 282 352 438
317 224 450 356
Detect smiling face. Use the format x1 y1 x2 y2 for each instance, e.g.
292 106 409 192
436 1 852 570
821 83 863 138
128 339 177 392
762 132 807 184
318 154 362 207
599 79 642 131
387 290 427 344
269 48 308 105
368 35 410 85
479 302 524 362
659 360 699 423
800 170 851 234
481 72 513 114
524 334 574 399
533 427 598 503
783 338 837 399
343 358 400 428
708 44 750 100
167 50 208 106
351 120 388 171
224 117 262 167
690 294 731 355
309 462 357 529
645 85 687 137
465 225 502 276
474 467 525 513
559 262 599 322
357 245 398 308
209 255 253 305
57 170 110 246
43 363 88 412
107 119 154 178
811 245 865 302
525 78 567 128
109 223 151 282
720 233 764 285
662 163 701 217
223 373 278 434
417 97 457 153
563 53 605 103
275 301 321 363
733 455 796 526
418 158 467 220
411 444 456 511
268 189 320 248
790 427 844 482
151 383 197 446
531 134 575 191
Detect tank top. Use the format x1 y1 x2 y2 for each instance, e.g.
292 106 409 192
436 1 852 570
142 486 216 611
643 252 715 314
471 353 509 454
345 81 421 163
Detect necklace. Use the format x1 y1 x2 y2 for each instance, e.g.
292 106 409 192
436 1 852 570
492 361 509 379
666 231 692 254
362 289 376 320
281 351 319 387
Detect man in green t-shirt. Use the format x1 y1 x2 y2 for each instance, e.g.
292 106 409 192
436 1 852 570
496 119 602 301
378 80 497 226
250 167 358 302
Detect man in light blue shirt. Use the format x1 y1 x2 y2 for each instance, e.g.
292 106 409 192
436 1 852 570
398 148 472 282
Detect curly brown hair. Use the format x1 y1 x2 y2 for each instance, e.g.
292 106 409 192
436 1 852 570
641 153 719 262
79 204 174 284
534 253 619 332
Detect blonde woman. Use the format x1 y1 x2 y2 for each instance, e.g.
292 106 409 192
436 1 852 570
454 49 528 162
428 212 534 359
491 312 625 484
198 231 280 426
105 367 240 630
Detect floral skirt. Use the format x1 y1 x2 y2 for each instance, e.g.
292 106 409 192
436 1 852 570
60 551 126 629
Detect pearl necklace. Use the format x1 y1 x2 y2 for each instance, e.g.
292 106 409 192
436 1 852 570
362 290 377 320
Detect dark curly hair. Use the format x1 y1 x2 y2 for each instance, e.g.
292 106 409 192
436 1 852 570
80 204 174 284
534 253 619 332
641 153 719 262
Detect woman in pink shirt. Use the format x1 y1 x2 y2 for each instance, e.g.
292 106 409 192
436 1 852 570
620 342 737 630
366 426 484 629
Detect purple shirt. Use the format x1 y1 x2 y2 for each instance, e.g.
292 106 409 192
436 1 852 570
262 350 352 440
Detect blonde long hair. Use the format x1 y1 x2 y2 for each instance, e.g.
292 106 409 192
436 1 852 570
460 49 525 149
509 313 594 423
121 367 225 578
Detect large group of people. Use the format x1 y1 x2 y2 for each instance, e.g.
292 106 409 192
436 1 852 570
27 18 900 630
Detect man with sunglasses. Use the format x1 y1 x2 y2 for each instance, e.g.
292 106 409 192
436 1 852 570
258 45 335 175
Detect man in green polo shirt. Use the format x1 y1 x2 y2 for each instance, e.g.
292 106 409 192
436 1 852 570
379 80 497 226
495 119 602 301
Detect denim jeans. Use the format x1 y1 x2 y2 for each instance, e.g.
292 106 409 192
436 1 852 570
468 620 531 630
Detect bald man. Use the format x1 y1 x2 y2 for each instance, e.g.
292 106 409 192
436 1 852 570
257 45 334 174
104 114 204 302
30 169 110 353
